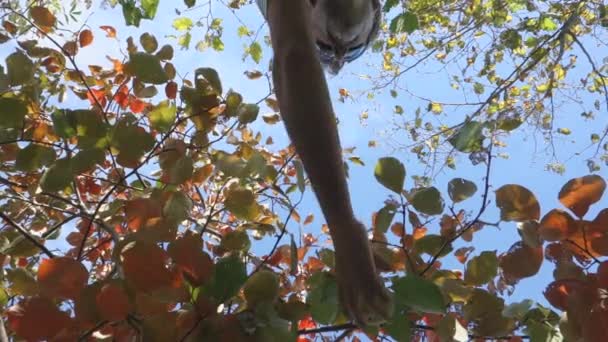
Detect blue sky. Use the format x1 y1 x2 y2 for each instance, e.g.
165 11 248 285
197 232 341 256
2 0 607 329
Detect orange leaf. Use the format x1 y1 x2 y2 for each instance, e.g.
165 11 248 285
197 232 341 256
96 282 132 321
87 87 107 108
38 257 88 299
30 6 56 31
559 175 606 218
499 241 542 284
303 214 314 225
454 246 474 264
168 233 214 286
568 220 606 258
79 29 93 47
390 222 405 237
543 279 589 311
7 297 71 341
121 241 172 292
539 209 576 241
63 41 78 56
192 164 214 185
544 243 566 263
124 198 162 231
99 25 117 38
165 81 178 99
129 96 146 113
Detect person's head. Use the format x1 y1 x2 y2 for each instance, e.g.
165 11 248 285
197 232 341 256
310 0 381 74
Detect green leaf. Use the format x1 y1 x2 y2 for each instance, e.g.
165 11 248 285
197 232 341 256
383 0 399 12
6 51 34 86
195 67 223 95
375 204 397 233
224 187 260 221
448 178 477 203
163 191 193 224
129 52 168 84
149 100 176 132
141 0 159 18
502 299 534 319
71 148 105 174
166 156 194 185
0 97 27 128
0 288 8 307
139 32 158 53
374 157 405 193
525 320 562 342
414 235 452 257
52 110 107 148
392 275 445 314
156 44 174 60
211 36 224 51
237 103 260 124
539 16 557 31
111 119 155 168
290 234 298 275
464 251 498 286
389 12 419 34
237 26 250 37
220 230 251 252
225 90 243 117
6 268 38 296
498 117 523 131
294 160 306 193
307 272 339 324
411 187 444 216
249 42 262 63
173 17 193 31
203 254 247 301
214 151 246 177
448 121 484 152
384 314 411 341
120 0 143 26
15 144 56 172
437 313 468 342
40 159 73 192
495 184 540 222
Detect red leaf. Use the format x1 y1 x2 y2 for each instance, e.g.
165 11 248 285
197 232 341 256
559 175 606 218
124 198 162 231
168 232 214 286
129 96 146 113
96 282 132 321
165 81 178 99
499 241 542 284
121 241 172 292
543 279 589 311
7 297 71 341
87 87 107 108
539 209 576 241
38 257 88 299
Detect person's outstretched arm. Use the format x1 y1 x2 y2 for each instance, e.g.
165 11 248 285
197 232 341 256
266 0 391 325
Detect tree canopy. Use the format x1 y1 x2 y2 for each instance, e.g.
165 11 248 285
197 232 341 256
0 0 607 341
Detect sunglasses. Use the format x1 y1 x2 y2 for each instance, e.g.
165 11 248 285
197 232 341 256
316 40 367 65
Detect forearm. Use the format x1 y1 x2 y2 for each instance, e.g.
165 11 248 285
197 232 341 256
267 0 356 231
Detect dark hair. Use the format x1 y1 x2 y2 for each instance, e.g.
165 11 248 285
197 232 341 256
368 0 382 44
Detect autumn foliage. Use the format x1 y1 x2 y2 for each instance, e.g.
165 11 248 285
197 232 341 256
0 1 607 341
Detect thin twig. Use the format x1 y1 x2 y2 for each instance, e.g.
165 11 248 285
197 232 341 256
0 212 54 258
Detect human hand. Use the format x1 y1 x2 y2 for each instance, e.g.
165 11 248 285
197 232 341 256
332 219 393 326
